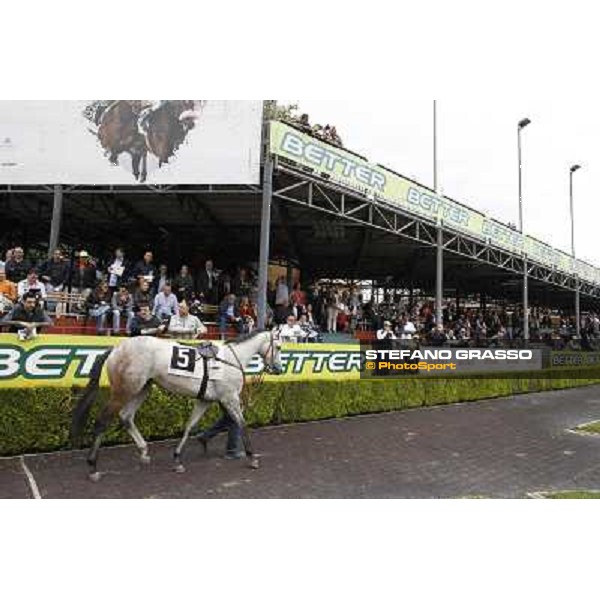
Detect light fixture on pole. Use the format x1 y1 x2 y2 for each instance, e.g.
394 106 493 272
517 118 531 233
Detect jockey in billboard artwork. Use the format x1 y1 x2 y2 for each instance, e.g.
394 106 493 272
82 100 205 182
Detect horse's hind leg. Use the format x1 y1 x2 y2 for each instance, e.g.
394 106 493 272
119 383 152 464
140 150 147 182
173 400 211 474
87 402 119 482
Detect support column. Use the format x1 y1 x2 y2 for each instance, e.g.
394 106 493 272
435 225 443 326
575 275 581 337
523 258 529 343
433 100 443 328
48 184 64 257
257 154 274 329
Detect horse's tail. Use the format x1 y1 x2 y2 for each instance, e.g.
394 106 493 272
70 349 112 446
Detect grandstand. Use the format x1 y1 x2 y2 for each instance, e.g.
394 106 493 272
2 107 600 343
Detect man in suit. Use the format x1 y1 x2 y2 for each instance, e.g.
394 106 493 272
197 259 218 304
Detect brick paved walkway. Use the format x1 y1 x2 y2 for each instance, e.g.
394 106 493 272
3 384 600 498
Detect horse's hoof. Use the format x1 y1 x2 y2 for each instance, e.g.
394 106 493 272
173 464 186 474
248 458 260 470
88 472 101 483
140 454 151 465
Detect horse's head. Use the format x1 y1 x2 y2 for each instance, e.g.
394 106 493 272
261 328 283 375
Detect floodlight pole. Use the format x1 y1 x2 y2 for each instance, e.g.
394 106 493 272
570 164 581 337
257 140 274 330
518 118 531 344
433 100 443 327
48 184 64 257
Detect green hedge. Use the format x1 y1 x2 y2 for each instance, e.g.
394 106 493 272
1 371 599 456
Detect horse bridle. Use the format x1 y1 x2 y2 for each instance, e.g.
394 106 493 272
262 329 280 374
225 330 279 375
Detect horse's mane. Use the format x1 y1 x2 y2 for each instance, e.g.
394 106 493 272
224 329 268 345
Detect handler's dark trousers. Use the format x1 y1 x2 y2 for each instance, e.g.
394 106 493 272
197 411 243 457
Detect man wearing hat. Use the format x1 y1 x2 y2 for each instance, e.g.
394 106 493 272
70 250 98 308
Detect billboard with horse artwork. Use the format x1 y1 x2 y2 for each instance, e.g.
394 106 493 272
0 100 262 184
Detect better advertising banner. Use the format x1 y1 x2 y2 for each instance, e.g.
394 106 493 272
1 334 598 388
0 335 362 388
270 121 600 286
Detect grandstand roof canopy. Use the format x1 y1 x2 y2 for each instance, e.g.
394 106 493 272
2 121 599 312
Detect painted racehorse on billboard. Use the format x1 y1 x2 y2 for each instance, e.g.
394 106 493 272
141 100 198 167
83 100 203 182
71 330 283 482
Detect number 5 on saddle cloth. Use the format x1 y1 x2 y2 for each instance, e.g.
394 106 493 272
168 342 223 400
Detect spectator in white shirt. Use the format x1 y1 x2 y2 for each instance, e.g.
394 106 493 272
168 299 207 339
376 320 396 340
107 248 128 292
153 282 179 319
400 317 416 340
279 314 307 343
17 270 47 302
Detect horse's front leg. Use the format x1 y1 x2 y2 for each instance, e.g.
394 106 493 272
222 396 259 470
173 400 210 473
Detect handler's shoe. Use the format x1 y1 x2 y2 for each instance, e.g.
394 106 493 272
197 436 208 454
224 451 244 460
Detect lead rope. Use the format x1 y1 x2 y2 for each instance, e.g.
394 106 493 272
228 337 269 410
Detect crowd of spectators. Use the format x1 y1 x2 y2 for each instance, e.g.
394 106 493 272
368 295 600 350
283 112 343 147
2 244 598 348
0 246 323 341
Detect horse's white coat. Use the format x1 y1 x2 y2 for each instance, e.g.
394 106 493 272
102 331 281 469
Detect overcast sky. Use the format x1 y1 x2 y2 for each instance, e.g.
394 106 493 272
292 100 600 267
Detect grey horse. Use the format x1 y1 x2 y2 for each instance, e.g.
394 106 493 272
71 329 283 482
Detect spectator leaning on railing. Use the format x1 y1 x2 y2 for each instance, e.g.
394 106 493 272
1 291 53 340
168 299 207 339
279 314 307 343
130 303 167 337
